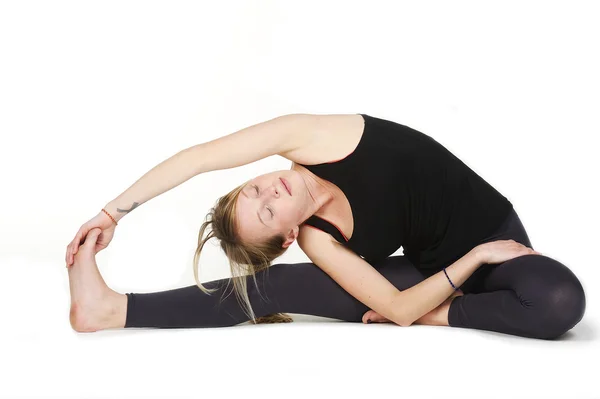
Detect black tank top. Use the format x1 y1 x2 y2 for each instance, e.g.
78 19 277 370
298 113 513 271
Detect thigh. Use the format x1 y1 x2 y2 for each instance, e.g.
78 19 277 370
480 252 586 336
373 255 428 290
479 253 582 297
461 208 535 293
477 207 533 249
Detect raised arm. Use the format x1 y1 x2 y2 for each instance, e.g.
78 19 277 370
298 226 484 327
104 113 315 222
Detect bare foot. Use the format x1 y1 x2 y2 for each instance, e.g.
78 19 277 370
361 290 464 325
362 308 393 324
68 228 127 332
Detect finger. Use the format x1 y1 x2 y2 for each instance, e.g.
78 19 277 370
67 241 74 265
81 228 102 250
68 237 75 265
73 227 87 252
69 230 83 264
67 235 77 260
73 234 80 255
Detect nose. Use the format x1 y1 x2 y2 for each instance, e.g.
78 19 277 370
262 183 279 198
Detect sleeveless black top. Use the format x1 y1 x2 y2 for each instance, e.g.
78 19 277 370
298 113 513 272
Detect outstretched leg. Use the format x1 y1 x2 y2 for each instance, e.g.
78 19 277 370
68 227 431 331
124 255 428 328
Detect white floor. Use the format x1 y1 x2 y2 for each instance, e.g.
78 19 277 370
2 257 597 399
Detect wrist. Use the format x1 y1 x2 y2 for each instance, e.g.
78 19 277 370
102 202 123 224
471 246 487 266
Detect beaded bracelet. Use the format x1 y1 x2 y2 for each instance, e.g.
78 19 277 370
101 208 118 226
443 267 459 291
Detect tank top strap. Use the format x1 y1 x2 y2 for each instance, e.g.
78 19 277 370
301 215 348 244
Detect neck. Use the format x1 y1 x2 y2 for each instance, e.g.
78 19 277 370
294 164 336 223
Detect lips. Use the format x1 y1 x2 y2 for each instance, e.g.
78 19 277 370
280 177 292 196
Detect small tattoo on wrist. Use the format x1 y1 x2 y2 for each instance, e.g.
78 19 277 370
117 202 140 214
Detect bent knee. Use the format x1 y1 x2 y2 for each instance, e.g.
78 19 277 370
534 279 586 339
515 256 586 339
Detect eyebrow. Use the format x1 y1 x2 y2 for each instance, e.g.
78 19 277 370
242 186 268 228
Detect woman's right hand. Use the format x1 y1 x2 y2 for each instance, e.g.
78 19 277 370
65 210 117 268
475 239 542 265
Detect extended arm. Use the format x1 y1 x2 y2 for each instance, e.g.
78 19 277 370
104 114 315 222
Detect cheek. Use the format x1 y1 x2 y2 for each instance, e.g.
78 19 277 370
288 202 302 221
279 204 293 222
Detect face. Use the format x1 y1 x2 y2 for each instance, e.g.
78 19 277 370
236 170 306 247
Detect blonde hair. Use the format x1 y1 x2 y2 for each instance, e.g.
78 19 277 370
192 181 293 325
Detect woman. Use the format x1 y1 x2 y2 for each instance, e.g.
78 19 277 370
65 113 586 339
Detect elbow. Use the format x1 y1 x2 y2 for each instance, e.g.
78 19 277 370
399 319 414 327
391 296 413 327
395 315 413 327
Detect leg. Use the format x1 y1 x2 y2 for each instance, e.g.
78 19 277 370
447 208 586 339
69 228 429 331
448 254 586 339
125 255 428 328
366 207 536 327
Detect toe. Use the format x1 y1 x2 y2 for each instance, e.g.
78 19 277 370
362 309 390 324
75 228 102 260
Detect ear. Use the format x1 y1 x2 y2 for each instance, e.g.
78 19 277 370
282 226 300 248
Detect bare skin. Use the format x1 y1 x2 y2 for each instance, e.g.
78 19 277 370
68 228 127 332
361 289 464 326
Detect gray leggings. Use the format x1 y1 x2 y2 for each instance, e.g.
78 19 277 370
125 208 586 339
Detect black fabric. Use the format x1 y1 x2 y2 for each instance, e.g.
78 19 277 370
299 113 514 272
446 208 586 339
125 208 586 339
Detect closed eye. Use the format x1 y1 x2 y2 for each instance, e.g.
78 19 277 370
252 184 274 218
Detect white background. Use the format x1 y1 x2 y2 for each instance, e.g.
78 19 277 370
1 1 598 398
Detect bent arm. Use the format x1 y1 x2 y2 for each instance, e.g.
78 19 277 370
398 249 483 325
104 114 314 222
299 227 484 327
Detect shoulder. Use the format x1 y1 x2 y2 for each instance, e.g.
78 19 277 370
297 224 340 254
280 113 365 164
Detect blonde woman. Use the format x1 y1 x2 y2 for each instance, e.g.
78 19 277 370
65 113 585 339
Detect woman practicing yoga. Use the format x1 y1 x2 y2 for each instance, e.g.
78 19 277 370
65 113 586 339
